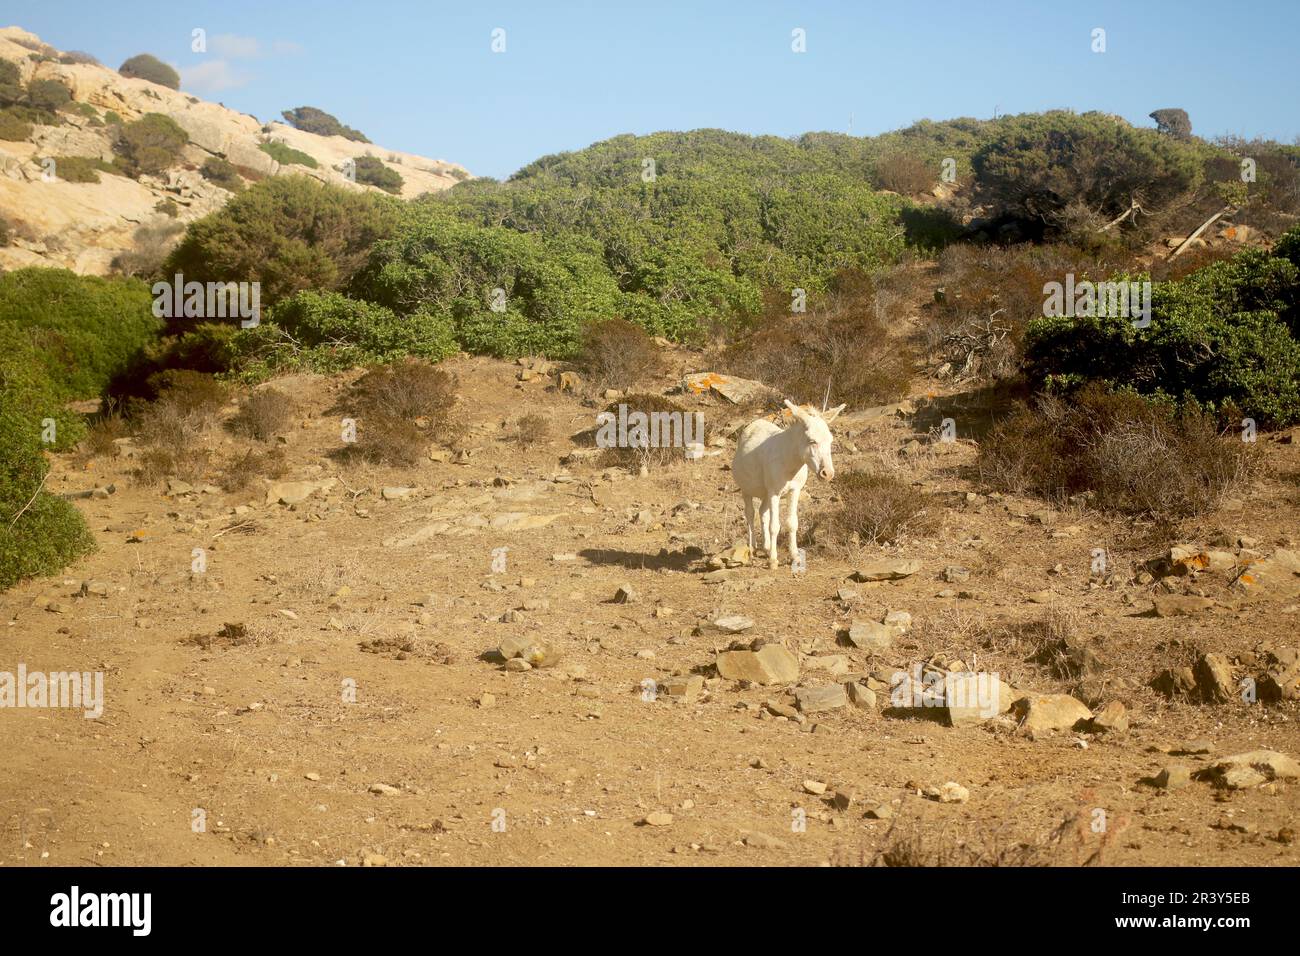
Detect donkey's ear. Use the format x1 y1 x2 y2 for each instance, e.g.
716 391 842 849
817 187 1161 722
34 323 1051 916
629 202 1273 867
823 403 847 423
783 399 805 419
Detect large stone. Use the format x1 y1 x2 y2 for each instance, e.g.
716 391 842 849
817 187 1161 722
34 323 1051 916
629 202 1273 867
715 644 799 685
851 560 922 582
1089 701 1130 734
682 372 771 405
943 672 1014 726
845 619 894 651
1194 653 1234 702
266 479 336 506
1199 750 1300 789
1234 549 1300 601
1012 693 1092 733
794 684 848 713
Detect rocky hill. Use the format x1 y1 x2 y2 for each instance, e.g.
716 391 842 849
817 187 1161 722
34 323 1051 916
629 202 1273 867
0 27 469 274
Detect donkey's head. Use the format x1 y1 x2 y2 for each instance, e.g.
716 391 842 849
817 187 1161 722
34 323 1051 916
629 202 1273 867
784 399 846 481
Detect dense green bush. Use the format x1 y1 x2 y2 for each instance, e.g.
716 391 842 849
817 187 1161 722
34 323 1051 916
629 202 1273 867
113 112 188 177
119 53 180 90
353 208 622 357
0 58 24 105
972 110 1205 233
1024 228 1300 428
228 290 457 379
281 106 369 142
163 176 402 317
26 78 70 112
0 269 159 589
353 154 403 194
0 268 162 404
200 156 244 191
259 140 319 168
0 396 95 590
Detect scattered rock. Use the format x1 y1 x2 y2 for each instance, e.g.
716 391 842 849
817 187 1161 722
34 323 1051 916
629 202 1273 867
713 615 754 634
1199 750 1300 789
795 683 848 713
851 559 922 582
715 644 799 685
1012 693 1092 733
1152 595 1215 618
845 619 894 651
925 782 969 804
1194 653 1235 702
1154 764 1191 790
1089 701 1130 734
640 812 674 827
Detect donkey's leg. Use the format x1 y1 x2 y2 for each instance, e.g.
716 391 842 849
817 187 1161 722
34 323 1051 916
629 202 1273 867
766 494 781 569
744 496 757 554
786 482 803 566
758 498 772 557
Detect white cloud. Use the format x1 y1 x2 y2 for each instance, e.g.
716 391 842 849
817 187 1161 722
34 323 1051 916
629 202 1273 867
180 59 250 93
210 34 261 59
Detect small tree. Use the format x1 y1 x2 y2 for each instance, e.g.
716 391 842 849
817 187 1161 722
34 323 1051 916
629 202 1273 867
114 113 188 177
119 53 180 90
1149 108 1192 140
200 156 244 191
281 106 369 142
26 78 71 112
0 58 22 106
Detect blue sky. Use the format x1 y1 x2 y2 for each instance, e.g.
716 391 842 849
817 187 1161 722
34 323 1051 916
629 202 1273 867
10 0 1299 179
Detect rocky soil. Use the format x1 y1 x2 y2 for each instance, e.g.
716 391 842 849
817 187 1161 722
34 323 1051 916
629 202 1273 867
2 354 1298 867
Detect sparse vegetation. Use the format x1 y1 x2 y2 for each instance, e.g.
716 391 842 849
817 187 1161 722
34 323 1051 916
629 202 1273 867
811 470 937 547
229 388 296 441
342 359 463 464
258 140 319 168
46 155 118 184
26 77 70 112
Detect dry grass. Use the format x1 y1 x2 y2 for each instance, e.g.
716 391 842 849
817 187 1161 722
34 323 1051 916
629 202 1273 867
131 373 230 484
217 446 288 492
509 412 551 449
593 393 708 471
809 469 938 547
872 152 935 196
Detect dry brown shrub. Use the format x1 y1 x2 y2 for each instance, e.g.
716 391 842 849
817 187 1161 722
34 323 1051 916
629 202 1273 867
576 318 664 392
723 270 913 409
344 359 464 464
593 393 708 471
230 388 296 441
978 384 1257 519
510 412 551 448
872 152 935 195
217 446 288 492
809 470 938 547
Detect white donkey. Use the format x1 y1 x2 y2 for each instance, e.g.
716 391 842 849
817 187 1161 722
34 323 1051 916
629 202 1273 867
732 400 845 569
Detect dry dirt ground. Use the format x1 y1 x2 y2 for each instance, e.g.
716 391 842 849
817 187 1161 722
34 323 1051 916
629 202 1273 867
3 354 1299 867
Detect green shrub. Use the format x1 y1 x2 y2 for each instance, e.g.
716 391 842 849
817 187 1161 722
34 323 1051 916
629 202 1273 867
0 216 9 246
103 110 123 126
59 51 100 66
26 78 70 112
0 58 22 105
258 140 319 168
281 106 369 142
113 112 188 177
0 107 32 141
47 155 118 184
230 290 456 379
1024 232 1300 427
0 268 161 403
200 155 244 191
352 155 403 194
119 54 180 90
163 176 401 315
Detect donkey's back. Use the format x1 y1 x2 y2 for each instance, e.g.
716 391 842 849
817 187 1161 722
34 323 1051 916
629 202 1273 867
732 418 785 497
